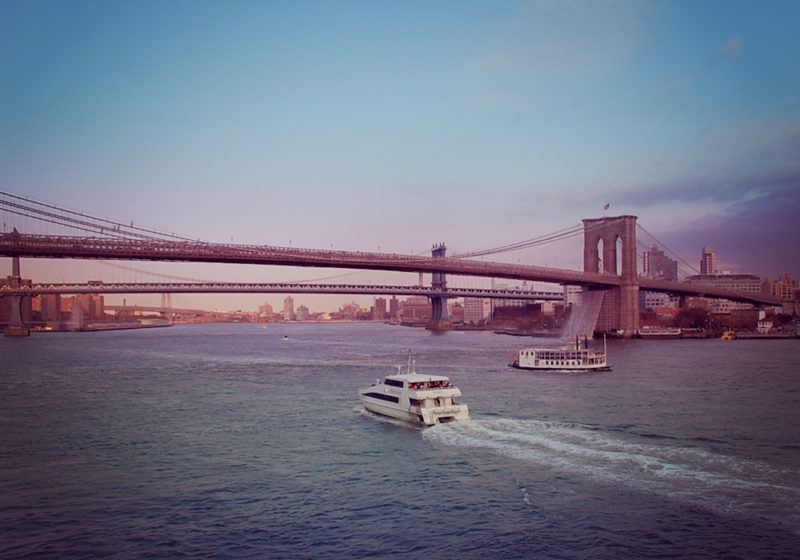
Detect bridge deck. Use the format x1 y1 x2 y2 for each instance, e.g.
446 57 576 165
0 282 563 300
0 233 780 306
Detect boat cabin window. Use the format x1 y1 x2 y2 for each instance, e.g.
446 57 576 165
408 380 452 390
384 378 404 388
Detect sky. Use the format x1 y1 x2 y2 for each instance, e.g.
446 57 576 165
1 0 799 311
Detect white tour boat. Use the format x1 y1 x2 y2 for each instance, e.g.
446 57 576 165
510 336 610 372
359 354 470 426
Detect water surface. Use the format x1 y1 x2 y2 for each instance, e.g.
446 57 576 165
2 323 798 558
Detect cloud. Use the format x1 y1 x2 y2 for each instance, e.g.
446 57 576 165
618 156 800 276
721 36 744 57
654 179 800 277
594 116 800 276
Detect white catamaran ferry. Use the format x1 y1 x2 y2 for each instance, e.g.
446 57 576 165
359 354 470 426
510 336 610 372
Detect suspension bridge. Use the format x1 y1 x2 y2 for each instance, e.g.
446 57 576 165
0 191 780 337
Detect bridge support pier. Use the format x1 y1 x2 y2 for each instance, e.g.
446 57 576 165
583 216 639 337
3 255 30 337
426 243 453 331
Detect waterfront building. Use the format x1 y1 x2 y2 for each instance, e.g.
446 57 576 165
373 297 387 320
490 282 534 320
684 273 761 314
639 291 679 311
398 296 432 322
463 297 486 324
330 302 370 321
757 318 774 334
448 301 464 324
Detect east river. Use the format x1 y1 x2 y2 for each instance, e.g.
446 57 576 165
1 323 798 559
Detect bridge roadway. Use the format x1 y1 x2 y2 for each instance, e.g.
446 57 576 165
0 281 563 300
0 232 780 306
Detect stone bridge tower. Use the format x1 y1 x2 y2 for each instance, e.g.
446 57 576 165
426 243 452 331
583 215 639 336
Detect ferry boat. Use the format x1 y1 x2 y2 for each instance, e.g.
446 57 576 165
638 326 682 339
510 336 610 372
359 354 470 426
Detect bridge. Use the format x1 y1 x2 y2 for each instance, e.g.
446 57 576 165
0 281 563 300
0 191 781 337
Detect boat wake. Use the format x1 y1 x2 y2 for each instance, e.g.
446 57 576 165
423 418 800 529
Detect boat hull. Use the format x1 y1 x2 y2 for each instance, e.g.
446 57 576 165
359 394 470 426
510 363 610 372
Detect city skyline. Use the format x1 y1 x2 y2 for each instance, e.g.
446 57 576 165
2 0 799 311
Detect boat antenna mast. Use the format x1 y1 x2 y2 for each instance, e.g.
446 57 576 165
406 350 414 375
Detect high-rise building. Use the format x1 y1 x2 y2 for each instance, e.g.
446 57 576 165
75 294 104 319
282 296 295 321
373 298 387 320
643 245 678 281
296 305 310 321
39 294 62 322
700 246 716 275
259 301 274 315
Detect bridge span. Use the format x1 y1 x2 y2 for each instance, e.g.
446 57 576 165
0 230 780 306
0 281 563 300
0 232 619 287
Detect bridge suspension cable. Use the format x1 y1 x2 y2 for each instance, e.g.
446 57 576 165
453 224 584 259
0 190 194 242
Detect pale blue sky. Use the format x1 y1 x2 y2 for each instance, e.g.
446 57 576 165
2 0 799 309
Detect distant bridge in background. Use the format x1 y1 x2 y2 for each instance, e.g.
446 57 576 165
0 281 563 300
0 190 781 337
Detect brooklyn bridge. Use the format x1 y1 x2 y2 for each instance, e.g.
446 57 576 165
0 191 779 337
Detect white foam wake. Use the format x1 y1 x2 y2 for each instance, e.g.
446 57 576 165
423 418 800 527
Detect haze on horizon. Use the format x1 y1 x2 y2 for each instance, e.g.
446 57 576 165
2 0 799 311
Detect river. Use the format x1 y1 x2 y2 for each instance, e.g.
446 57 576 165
1 323 798 559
